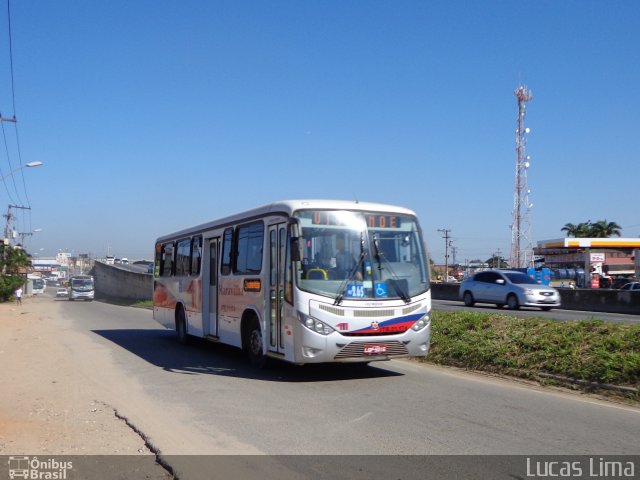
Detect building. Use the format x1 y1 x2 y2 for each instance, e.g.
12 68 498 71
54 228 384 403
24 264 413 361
536 238 640 288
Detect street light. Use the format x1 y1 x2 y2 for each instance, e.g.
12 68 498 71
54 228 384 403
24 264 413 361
1 161 44 182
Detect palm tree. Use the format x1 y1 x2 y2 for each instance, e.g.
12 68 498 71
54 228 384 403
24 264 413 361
590 220 622 238
561 220 622 237
561 221 592 237
561 223 580 237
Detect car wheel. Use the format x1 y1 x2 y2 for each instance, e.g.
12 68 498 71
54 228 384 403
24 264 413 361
506 294 520 310
463 291 475 307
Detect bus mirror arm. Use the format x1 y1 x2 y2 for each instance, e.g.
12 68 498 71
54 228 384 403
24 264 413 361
290 237 302 262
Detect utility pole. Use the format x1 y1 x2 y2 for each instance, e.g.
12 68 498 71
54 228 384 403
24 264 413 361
492 248 502 269
4 204 30 246
438 229 451 282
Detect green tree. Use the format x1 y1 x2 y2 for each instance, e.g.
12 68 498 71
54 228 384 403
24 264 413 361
0 245 32 302
485 255 508 268
561 221 592 237
561 220 621 238
590 220 622 238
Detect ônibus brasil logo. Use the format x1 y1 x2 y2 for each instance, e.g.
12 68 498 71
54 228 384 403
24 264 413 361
7 456 73 479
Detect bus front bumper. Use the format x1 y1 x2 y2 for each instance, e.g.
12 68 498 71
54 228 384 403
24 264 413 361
296 326 431 364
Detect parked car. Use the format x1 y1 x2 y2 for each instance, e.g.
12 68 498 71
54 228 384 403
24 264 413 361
459 269 561 311
619 282 640 291
611 277 633 289
56 288 69 298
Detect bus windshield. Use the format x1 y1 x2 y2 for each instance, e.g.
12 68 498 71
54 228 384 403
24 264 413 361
71 278 94 290
294 210 430 302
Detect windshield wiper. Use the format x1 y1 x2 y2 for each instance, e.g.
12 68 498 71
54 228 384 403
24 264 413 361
371 233 410 304
334 233 366 306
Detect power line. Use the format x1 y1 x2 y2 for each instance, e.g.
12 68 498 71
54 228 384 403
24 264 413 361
0 0 33 210
6 0 16 114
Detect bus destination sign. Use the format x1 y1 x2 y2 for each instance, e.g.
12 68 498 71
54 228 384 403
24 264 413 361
311 212 402 228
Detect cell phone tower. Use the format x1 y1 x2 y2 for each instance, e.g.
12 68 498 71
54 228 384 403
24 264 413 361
509 85 534 269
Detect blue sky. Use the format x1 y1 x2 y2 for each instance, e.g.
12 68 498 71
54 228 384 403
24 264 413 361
0 1 638 262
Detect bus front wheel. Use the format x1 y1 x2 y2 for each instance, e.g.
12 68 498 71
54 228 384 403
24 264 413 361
246 317 266 367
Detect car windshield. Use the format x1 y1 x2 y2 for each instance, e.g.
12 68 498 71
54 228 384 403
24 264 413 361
71 279 93 288
293 209 430 302
504 272 540 285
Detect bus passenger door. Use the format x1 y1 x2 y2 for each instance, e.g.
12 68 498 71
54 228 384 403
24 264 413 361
268 225 286 354
207 238 220 337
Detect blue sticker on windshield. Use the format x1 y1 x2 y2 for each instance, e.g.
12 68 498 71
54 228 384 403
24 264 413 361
345 284 365 298
374 282 388 297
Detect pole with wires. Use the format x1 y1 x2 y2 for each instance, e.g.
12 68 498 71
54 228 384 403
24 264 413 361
438 228 451 282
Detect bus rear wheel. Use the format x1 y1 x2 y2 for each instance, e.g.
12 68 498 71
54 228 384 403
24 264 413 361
176 307 189 345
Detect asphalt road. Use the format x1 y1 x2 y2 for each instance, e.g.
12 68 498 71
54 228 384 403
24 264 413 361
432 299 640 323
51 293 640 464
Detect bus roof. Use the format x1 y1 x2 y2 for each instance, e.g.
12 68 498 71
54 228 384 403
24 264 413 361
156 199 418 243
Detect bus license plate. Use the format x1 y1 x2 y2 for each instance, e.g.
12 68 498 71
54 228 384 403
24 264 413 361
363 344 387 355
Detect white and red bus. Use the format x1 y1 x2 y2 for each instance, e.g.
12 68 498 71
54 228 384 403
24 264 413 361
153 200 431 365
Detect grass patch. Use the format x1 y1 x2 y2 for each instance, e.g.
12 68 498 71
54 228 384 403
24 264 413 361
421 311 640 397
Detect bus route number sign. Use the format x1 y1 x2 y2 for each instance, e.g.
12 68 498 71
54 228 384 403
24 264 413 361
345 284 365 298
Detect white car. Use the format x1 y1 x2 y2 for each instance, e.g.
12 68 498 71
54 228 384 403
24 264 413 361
459 269 561 311
56 288 69 298
619 282 640 291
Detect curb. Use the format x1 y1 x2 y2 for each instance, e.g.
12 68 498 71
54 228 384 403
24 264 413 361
538 373 639 395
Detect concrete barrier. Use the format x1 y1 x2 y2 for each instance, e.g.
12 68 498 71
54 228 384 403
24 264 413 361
93 261 153 302
430 282 640 315
90 267 640 315
557 288 640 315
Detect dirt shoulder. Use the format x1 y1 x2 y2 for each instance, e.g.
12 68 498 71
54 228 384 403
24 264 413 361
0 294 156 456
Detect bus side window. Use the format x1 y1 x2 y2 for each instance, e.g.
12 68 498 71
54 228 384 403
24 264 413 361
154 243 162 277
161 242 174 277
221 228 233 275
191 236 202 275
235 222 264 274
176 239 191 276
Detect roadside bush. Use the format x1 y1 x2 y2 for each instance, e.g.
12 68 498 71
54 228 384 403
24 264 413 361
425 311 640 391
0 275 27 302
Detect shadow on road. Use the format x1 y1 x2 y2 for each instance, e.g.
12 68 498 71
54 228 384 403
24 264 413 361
92 328 403 383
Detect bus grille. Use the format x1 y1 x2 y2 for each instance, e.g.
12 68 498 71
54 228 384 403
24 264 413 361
334 341 408 359
403 303 422 315
353 309 395 317
319 304 345 316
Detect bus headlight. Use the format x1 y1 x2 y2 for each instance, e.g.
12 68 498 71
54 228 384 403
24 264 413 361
298 313 334 336
411 314 430 332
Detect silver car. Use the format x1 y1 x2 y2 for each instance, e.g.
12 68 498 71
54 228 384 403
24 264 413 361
459 269 561 311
